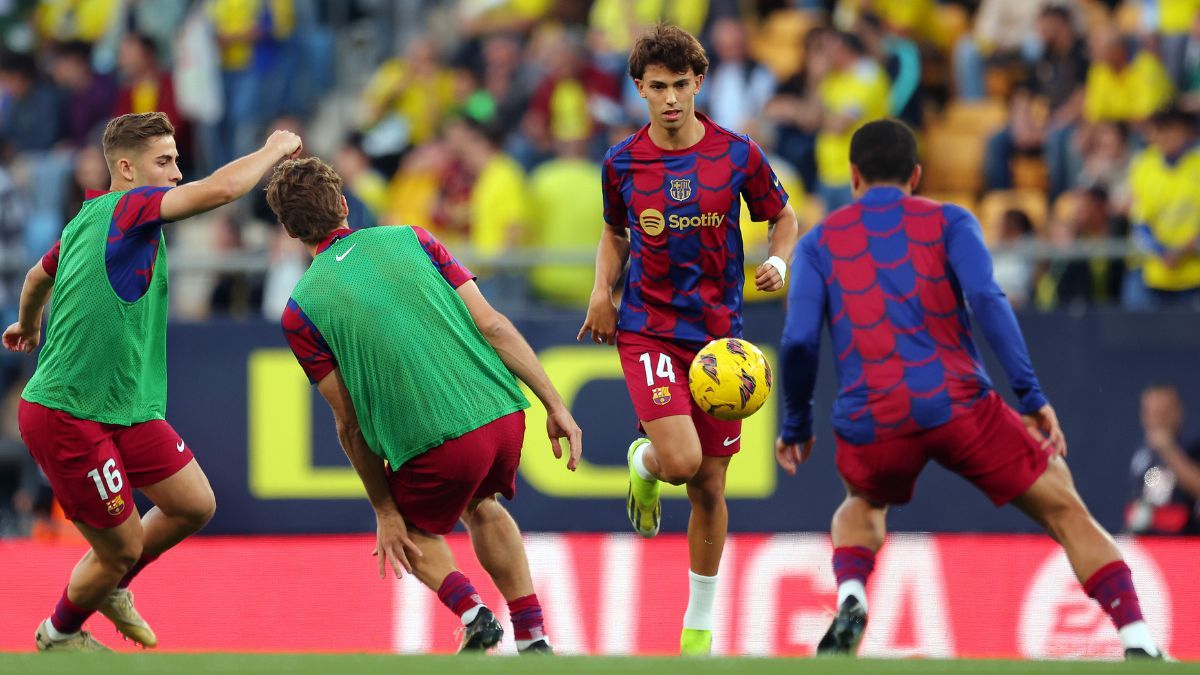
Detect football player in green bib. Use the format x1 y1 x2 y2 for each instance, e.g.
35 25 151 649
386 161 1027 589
4 113 302 651
270 157 582 654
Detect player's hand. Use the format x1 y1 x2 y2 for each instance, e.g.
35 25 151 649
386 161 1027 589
266 130 303 160
372 509 422 579
546 404 582 471
577 292 618 345
1021 404 1067 458
775 436 814 476
2 322 39 353
755 261 784 292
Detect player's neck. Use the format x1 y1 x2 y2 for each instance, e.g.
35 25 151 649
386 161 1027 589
648 114 705 151
856 181 913 198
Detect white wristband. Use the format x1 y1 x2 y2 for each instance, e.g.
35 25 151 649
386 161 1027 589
764 255 787 285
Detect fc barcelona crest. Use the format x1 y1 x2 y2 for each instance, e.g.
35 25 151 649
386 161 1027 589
651 386 672 406
669 178 692 202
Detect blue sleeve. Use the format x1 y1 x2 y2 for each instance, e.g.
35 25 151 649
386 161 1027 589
780 230 826 444
943 205 1048 414
1132 223 1167 257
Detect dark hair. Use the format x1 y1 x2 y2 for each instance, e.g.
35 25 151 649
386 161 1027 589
101 112 175 167
446 114 504 148
849 118 918 184
628 23 709 80
1149 104 1198 130
266 157 346 245
1082 185 1109 205
1001 209 1034 236
53 39 93 63
1039 5 1073 24
834 30 866 56
0 50 37 78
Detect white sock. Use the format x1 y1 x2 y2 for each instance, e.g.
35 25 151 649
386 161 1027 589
837 579 868 612
43 619 75 641
682 570 718 631
1118 621 1159 656
460 604 484 626
632 442 656 481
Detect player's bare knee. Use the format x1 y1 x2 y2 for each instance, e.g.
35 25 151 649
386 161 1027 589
463 496 505 527
102 538 143 574
657 454 701 485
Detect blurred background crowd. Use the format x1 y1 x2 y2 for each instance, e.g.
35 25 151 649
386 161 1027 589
0 0 1198 536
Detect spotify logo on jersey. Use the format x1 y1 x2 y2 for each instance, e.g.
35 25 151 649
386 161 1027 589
639 208 665 236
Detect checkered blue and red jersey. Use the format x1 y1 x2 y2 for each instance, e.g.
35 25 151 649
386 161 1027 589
602 112 789 344
40 187 172 300
779 186 1048 446
281 226 475 383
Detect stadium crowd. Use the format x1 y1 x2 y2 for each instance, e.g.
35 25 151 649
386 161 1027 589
0 0 1199 536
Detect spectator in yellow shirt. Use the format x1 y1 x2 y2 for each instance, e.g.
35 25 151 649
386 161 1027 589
444 116 530 259
1084 27 1173 124
361 38 457 155
1126 107 1200 309
815 31 889 211
528 138 603 307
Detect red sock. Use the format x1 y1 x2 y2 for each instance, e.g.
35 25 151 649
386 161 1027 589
117 553 159 589
508 593 545 643
832 546 876 586
436 571 483 620
1084 560 1144 629
49 588 95 634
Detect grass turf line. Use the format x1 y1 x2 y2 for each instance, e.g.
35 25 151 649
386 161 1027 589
0 654 1195 675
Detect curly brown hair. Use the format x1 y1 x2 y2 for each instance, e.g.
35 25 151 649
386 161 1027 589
101 112 174 168
265 157 346 245
627 23 709 81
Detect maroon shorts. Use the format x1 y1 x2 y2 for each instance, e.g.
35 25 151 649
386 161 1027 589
388 410 525 535
617 331 742 457
18 399 196 529
835 392 1049 506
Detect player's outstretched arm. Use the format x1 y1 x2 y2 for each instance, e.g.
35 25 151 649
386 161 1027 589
457 280 582 470
158 130 302 222
578 223 629 345
315 369 422 578
3 261 54 353
756 203 800 292
776 231 826 473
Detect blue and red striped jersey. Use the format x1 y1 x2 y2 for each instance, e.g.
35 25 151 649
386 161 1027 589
602 112 788 343
282 226 475 384
780 187 1047 445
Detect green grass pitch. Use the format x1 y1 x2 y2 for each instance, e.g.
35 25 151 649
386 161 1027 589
1 654 1196 675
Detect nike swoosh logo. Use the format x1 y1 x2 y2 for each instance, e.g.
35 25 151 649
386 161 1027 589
176 440 186 453
335 244 356 262
723 435 741 447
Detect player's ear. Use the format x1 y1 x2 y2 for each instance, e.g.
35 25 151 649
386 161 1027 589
635 78 646 99
115 157 135 183
693 73 704 94
849 164 863 195
341 194 349 219
909 165 923 192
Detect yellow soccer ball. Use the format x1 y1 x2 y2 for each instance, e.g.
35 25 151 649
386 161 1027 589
688 338 773 421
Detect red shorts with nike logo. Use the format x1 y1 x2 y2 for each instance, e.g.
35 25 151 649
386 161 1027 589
617 331 741 457
18 399 196 529
387 410 526 535
835 391 1050 506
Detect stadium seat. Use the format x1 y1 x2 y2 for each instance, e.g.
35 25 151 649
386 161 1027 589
939 99 1009 136
921 129 985 193
937 4 971 51
1012 156 1049 191
978 189 1048 243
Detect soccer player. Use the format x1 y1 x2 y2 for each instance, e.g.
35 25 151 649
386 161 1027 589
777 119 1165 660
577 24 799 655
267 157 582 654
3 112 302 651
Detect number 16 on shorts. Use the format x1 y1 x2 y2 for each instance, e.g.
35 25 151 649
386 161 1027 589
87 458 127 516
